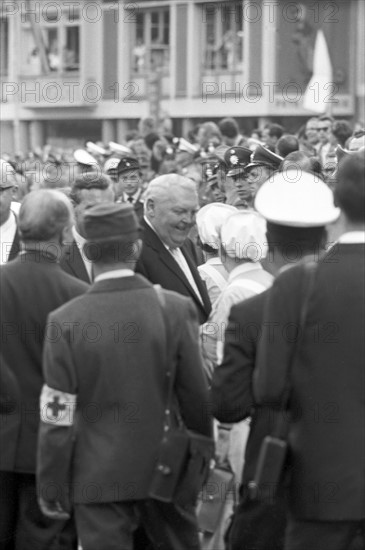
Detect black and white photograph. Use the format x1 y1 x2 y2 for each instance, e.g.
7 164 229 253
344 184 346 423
0 1 364 549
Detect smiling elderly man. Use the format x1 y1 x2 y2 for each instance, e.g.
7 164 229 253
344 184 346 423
136 174 211 324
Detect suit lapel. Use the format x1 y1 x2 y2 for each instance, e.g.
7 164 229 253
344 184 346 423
142 220 197 293
64 242 90 282
8 231 20 262
142 220 211 314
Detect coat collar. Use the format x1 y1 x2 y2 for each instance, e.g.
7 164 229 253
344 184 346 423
87 273 153 294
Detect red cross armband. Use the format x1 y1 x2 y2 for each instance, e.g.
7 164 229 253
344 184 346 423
40 385 77 427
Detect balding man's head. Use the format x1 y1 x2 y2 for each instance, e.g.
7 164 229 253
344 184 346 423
19 189 74 243
144 174 199 249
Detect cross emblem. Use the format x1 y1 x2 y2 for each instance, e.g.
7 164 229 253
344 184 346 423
47 396 66 418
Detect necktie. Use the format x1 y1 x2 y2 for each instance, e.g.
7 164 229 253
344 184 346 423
127 197 134 204
170 248 204 305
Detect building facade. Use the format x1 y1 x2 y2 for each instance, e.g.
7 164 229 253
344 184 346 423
1 0 364 153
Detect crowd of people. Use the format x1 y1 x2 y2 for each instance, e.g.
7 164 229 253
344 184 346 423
0 113 364 550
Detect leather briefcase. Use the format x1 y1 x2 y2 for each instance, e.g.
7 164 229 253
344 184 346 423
197 466 235 534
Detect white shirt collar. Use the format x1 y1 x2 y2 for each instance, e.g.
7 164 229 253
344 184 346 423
337 231 365 244
0 211 17 265
123 190 141 204
72 226 87 250
71 226 93 281
206 256 223 266
94 269 135 282
1 210 16 233
228 261 262 283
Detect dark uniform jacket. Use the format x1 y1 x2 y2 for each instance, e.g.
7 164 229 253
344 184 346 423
136 219 211 324
254 244 365 521
0 354 21 471
37 274 212 504
0 249 88 473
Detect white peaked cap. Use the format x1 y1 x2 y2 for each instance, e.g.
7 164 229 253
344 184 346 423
0 158 16 176
73 149 98 166
255 170 340 227
196 203 237 249
103 157 120 173
86 142 107 156
221 211 268 261
108 141 133 155
177 138 199 155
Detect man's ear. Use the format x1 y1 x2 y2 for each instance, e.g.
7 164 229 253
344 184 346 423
145 197 155 218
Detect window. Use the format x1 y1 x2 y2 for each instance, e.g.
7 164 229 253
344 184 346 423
20 7 80 75
132 8 170 75
0 18 9 75
203 2 243 72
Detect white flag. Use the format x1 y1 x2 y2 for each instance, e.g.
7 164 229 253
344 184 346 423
303 30 333 114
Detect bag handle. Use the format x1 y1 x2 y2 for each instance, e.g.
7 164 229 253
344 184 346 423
274 261 318 438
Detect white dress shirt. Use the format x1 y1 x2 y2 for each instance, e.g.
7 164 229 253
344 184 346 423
72 226 93 282
144 216 204 304
0 211 17 265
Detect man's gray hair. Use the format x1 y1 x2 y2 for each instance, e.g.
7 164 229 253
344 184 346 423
144 174 197 213
18 189 74 242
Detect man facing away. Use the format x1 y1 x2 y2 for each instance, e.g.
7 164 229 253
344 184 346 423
37 202 213 550
0 189 88 550
254 152 365 549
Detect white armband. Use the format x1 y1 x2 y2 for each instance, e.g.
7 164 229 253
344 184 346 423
40 384 77 426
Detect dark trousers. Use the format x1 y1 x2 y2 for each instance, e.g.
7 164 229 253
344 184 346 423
74 499 201 550
226 485 287 550
285 516 365 550
0 471 77 550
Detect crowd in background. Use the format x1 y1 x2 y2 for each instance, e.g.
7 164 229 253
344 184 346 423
0 113 364 550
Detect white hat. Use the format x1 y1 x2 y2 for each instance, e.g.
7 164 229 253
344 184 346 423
73 149 98 166
196 203 237 249
0 158 17 186
221 211 267 261
108 141 133 155
103 157 120 173
255 170 340 227
86 141 107 156
176 137 199 155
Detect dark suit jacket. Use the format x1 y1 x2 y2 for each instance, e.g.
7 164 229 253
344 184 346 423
0 249 88 473
254 244 365 521
60 240 91 283
0 354 21 471
211 289 284 485
7 230 20 262
136 219 211 324
38 275 212 504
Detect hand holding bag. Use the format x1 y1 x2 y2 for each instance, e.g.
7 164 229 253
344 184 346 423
149 286 215 507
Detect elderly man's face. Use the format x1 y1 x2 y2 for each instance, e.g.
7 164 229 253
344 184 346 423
148 186 199 249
